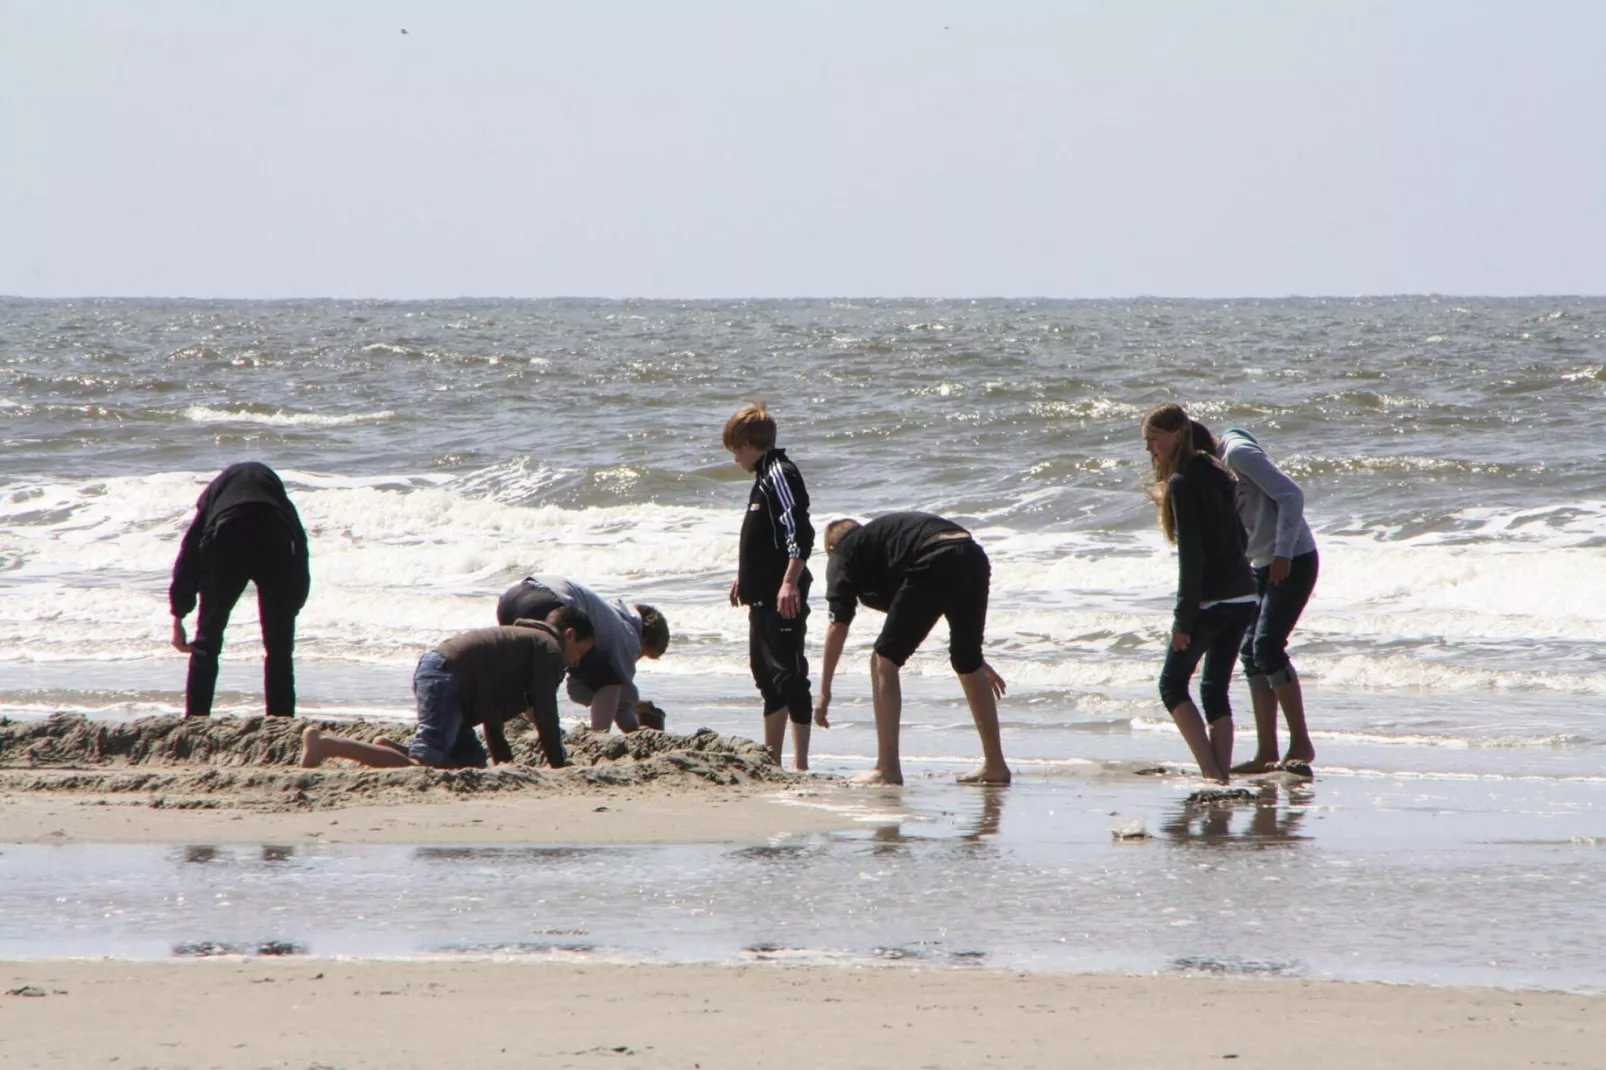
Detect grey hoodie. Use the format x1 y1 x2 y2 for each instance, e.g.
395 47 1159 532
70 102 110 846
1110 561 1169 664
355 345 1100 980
1217 429 1317 569
531 574 644 726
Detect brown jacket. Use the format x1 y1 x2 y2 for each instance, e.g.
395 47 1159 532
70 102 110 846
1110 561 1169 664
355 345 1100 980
435 622 569 765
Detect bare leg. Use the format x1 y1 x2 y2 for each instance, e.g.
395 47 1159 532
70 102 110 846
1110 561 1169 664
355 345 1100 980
955 667 1010 784
300 725 415 769
1276 679 1316 764
1231 687 1281 774
1208 715 1234 780
374 737 409 756
763 709 787 765
1168 700 1228 783
852 653 903 785
790 719 812 772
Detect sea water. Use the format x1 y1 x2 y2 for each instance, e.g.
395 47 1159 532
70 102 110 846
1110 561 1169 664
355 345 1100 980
1 297 1603 987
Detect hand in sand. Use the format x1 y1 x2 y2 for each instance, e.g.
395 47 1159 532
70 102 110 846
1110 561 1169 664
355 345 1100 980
171 619 191 654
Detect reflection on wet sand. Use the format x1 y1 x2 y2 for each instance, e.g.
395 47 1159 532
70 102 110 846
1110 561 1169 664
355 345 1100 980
413 846 604 863
862 784 1009 853
1161 784 1312 847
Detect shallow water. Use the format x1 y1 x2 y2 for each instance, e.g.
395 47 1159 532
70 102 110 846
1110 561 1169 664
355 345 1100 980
3 772 1601 991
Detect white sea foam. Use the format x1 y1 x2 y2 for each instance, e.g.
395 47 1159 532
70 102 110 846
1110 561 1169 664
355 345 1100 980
2 469 1605 699
183 406 396 428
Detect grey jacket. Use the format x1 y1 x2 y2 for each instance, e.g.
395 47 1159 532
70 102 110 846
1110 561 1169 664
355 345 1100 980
531 574 643 725
1217 429 1317 568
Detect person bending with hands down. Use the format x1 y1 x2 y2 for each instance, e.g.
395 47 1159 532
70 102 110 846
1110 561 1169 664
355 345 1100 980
497 575 670 733
1140 403 1256 784
814 512 1010 786
1206 422 1320 774
170 461 310 718
300 605 594 771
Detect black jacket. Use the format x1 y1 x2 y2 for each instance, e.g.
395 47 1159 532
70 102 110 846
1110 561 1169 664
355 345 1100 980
825 512 968 625
1169 452 1254 633
169 462 310 617
737 448 813 607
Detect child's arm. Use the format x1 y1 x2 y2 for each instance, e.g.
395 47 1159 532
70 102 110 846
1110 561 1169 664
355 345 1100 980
814 620 850 728
483 717 514 765
773 460 812 618
777 557 806 619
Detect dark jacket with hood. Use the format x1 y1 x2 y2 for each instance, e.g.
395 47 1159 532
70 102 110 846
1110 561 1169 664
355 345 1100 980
169 462 310 618
1168 452 1254 634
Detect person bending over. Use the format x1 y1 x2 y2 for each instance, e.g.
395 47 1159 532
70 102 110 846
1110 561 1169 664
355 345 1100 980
170 461 310 718
814 512 1010 786
1140 403 1256 784
1198 422 1321 774
497 575 670 732
300 605 594 770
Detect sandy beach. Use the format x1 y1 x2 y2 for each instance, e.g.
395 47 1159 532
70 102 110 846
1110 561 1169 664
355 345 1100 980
2 958 1601 1070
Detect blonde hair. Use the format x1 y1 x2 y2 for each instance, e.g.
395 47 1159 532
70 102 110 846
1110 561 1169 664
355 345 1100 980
1141 403 1196 545
722 402 776 452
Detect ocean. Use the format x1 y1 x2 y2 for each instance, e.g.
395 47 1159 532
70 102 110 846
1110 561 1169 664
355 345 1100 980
2 296 1604 988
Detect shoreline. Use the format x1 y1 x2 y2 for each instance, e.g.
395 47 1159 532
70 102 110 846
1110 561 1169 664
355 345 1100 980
0 782 865 846
2 959 1601 1069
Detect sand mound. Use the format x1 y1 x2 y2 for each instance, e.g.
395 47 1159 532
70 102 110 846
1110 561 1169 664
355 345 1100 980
0 714 791 810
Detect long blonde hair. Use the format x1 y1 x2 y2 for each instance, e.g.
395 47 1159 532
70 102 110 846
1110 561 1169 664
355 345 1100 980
1142 403 1198 545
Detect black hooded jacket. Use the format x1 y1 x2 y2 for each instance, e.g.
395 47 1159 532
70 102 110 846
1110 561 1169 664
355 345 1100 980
169 462 310 617
1168 452 1254 633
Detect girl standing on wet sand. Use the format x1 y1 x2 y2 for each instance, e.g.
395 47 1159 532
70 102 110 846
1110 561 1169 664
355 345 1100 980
1140 403 1256 783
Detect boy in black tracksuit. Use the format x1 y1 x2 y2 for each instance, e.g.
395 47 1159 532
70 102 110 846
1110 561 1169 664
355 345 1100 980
170 461 311 718
724 403 815 770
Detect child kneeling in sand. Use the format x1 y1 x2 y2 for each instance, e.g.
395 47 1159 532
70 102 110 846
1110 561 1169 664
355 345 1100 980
300 606 595 771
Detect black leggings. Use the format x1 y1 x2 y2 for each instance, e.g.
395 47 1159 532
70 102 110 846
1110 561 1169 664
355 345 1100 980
1158 601 1255 723
186 518 301 717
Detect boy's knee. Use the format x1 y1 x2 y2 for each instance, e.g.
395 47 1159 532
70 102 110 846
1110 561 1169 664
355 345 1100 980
949 649 984 676
871 642 913 669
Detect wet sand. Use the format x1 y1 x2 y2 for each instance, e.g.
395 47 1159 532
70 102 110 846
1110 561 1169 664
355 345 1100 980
0 784 859 845
2 958 1601 1070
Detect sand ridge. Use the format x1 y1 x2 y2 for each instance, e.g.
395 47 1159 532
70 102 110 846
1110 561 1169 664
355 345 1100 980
0 713 798 811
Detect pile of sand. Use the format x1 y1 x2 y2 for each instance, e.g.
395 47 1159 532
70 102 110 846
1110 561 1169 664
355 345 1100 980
0 714 791 810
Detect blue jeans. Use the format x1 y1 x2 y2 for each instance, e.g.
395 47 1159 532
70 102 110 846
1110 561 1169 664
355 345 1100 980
1240 550 1319 690
1159 601 1256 723
408 651 488 768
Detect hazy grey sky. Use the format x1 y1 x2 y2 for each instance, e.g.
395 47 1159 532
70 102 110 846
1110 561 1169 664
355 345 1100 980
4 1 1603 298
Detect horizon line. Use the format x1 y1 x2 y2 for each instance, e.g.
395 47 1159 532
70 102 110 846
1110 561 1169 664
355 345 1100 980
3 292 1602 303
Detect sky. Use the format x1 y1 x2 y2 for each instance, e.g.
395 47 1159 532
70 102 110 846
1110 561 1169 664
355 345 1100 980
3 1 1604 299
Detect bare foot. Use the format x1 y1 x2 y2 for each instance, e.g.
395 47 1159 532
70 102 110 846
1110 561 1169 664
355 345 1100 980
375 737 409 756
1231 756 1280 775
956 764 1012 785
299 726 324 769
1282 748 1316 765
850 768 903 786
